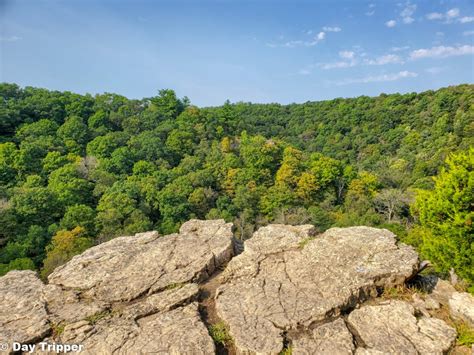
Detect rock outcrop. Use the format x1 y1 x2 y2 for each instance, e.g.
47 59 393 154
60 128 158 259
0 220 468 354
0 271 50 345
348 300 456 354
215 225 420 353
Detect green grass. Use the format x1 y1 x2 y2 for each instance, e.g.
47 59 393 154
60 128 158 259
298 237 315 249
165 282 186 290
279 346 293 355
85 310 110 324
51 322 65 337
456 322 474 347
209 322 233 346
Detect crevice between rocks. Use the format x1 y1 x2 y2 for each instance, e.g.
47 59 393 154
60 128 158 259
198 260 236 355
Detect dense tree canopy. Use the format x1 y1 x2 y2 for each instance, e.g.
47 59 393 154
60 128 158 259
0 82 472 284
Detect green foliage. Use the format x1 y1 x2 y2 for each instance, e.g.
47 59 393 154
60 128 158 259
41 227 93 278
456 321 474 346
0 83 472 285
410 149 473 285
85 310 111 325
208 322 233 346
0 257 35 276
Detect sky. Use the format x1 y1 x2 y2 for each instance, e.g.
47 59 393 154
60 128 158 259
1 0 473 106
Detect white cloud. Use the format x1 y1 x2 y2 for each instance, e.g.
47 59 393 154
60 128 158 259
426 8 472 24
425 67 445 74
298 69 311 75
266 31 326 48
386 20 397 28
323 26 341 32
446 8 460 19
320 61 356 70
365 54 403 65
459 16 474 23
410 45 474 59
335 71 418 85
426 12 443 20
463 30 474 36
401 3 417 24
0 36 21 42
366 10 375 16
339 50 355 59
391 46 410 52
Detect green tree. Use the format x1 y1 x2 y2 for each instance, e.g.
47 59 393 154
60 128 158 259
410 149 473 287
41 227 93 278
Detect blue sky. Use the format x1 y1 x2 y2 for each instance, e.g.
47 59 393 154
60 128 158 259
1 0 473 106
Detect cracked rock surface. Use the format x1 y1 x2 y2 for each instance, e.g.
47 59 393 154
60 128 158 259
348 300 456 354
0 270 50 345
1 219 233 354
216 225 420 354
0 221 464 354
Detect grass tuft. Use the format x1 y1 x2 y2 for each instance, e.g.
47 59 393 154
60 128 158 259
209 321 233 346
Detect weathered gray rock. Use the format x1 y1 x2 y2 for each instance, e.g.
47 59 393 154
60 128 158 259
449 292 474 327
348 300 456 354
0 270 50 344
1 220 234 354
48 219 234 303
61 285 214 354
292 318 355 354
48 219 233 353
216 225 419 354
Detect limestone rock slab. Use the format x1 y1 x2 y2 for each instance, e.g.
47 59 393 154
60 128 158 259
0 270 50 345
216 225 419 354
48 219 233 305
348 300 456 354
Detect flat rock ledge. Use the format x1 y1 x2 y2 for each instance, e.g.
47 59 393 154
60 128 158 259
215 225 421 354
1 219 234 354
0 221 464 354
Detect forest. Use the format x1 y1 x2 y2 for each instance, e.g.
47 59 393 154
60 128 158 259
0 83 472 290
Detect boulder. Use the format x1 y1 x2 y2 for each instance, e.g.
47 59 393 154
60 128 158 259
0 270 50 345
48 219 234 304
216 225 419 354
348 300 456 354
449 292 474 327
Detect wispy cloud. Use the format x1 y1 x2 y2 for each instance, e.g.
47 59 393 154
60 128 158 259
426 12 443 20
266 29 330 48
366 3 376 16
334 71 418 85
365 54 404 65
386 20 397 28
400 3 417 24
319 50 404 70
339 50 355 59
463 30 474 36
459 16 474 23
322 26 342 32
425 67 446 74
410 45 474 59
318 50 357 69
426 8 473 24
0 36 21 42
320 61 356 70
391 46 410 52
